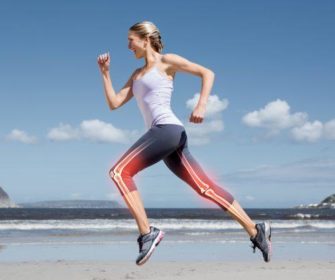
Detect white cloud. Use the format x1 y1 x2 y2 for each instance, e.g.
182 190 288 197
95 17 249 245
186 119 224 145
185 93 227 145
242 99 307 133
242 99 335 143
47 119 140 144
186 93 229 117
291 121 323 142
323 119 335 140
80 119 132 143
47 123 80 141
5 129 37 144
291 118 335 143
186 119 224 137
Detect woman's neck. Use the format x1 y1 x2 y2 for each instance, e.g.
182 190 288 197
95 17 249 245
144 53 162 68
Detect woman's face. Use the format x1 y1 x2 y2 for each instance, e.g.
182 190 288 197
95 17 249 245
128 31 147 59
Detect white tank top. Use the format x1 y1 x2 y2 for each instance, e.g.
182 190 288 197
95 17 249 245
132 64 184 129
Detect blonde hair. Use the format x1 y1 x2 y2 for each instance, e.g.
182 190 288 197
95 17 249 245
129 21 164 53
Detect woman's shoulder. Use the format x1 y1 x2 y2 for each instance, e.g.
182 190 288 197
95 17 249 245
161 53 184 63
161 53 190 70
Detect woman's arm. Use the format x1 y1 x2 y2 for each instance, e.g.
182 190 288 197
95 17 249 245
163 53 215 123
97 52 137 110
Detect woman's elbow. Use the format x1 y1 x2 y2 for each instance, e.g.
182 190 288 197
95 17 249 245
203 69 215 80
108 101 118 111
208 69 215 78
109 104 119 111
108 96 121 110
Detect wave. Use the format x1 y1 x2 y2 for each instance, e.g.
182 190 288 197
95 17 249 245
289 213 320 219
1 219 335 231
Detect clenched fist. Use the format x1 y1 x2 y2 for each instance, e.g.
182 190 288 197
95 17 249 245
97 52 110 74
189 104 206 123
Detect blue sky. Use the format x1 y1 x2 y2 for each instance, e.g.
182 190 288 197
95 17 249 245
0 0 334 208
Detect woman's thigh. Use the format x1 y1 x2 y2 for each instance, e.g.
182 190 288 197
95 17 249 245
111 124 185 177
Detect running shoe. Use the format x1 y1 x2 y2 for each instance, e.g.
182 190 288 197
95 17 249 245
250 221 272 262
136 226 165 265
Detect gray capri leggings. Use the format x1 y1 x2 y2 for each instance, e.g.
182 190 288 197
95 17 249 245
109 123 234 211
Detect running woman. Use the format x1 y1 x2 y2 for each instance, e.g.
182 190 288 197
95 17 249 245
97 21 272 265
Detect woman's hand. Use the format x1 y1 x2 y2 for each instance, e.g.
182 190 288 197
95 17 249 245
97 52 110 74
189 104 206 123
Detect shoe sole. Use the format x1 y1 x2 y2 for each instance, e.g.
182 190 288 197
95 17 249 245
264 221 272 262
136 230 165 266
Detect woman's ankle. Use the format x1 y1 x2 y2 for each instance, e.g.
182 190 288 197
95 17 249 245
140 226 151 236
250 224 258 238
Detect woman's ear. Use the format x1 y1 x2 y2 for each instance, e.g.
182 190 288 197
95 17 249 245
144 36 150 46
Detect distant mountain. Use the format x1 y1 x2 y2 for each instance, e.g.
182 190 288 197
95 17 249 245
294 193 335 209
17 199 122 208
0 186 17 208
320 194 335 205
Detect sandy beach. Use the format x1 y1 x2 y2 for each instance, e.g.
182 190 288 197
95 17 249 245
1 260 334 280
1 209 334 279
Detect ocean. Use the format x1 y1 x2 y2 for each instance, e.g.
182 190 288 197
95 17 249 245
0 208 334 262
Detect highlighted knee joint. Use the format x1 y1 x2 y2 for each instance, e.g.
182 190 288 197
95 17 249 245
109 166 137 195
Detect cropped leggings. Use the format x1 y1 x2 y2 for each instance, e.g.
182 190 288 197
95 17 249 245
109 124 235 211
